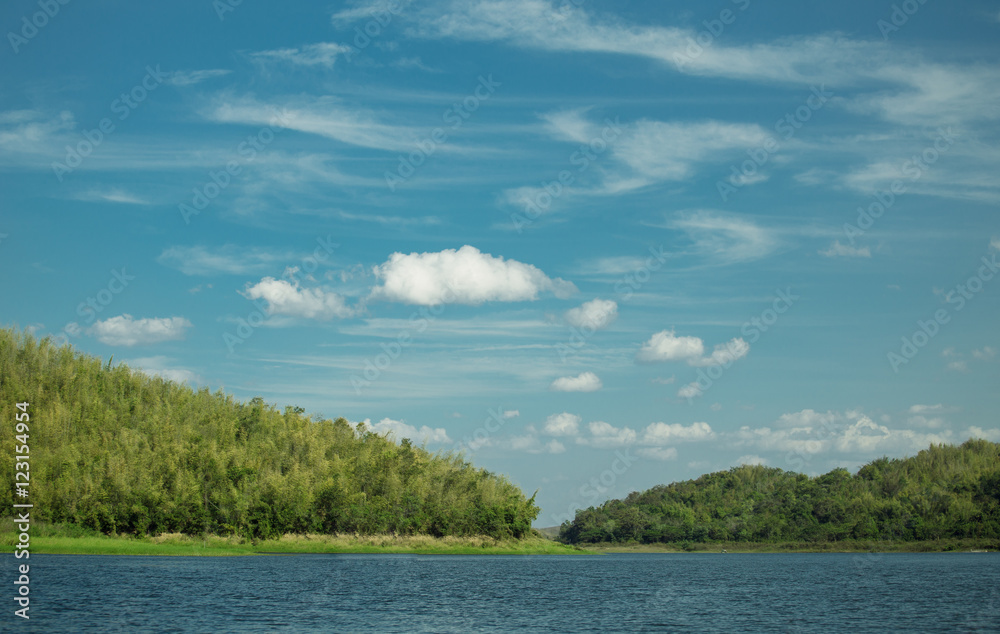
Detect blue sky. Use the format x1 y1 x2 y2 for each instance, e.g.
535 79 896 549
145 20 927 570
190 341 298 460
2 0 999 526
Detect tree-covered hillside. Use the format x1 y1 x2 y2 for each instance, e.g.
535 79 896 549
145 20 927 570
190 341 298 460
559 440 1000 545
0 328 538 539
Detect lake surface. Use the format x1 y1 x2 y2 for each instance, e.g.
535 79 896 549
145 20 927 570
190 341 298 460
6 552 999 632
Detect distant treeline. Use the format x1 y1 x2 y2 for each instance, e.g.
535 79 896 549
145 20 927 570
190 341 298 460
559 440 1000 545
0 328 538 539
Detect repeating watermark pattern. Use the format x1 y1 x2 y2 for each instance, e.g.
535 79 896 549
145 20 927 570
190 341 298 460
717 85 833 201
213 0 243 21
224 235 340 352
510 117 622 232
887 246 998 372
556 245 667 362
51 65 167 182
385 75 501 191
349 289 457 395
180 109 293 224
673 0 752 70
13 401 32 620
341 1 407 60
877 0 930 40
550 449 638 526
7 0 72 54
680 288 798 402
843 128 955 244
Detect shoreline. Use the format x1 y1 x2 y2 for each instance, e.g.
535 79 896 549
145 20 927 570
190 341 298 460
576 538 1000 554
0 531 588 557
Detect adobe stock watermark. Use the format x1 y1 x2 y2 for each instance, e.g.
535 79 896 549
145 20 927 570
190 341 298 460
510 117 622 232
550 449 638 526
7 0 72 54
50 267 136 347
887 246 998 372
877 0 930 40
555 245 667 362
349 288 457 395
341 0 406 60
385 74 501 191
224 235 339 352
673 0 751 70
51 65 167 182
680 288 798 402
180 108 293 224
717 85 833 201
843 127 955 244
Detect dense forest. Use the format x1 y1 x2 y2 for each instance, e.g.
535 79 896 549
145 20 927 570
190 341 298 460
0 328 538 539
559 440 1000 545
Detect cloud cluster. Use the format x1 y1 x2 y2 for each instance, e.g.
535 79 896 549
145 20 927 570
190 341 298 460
637 329 749 367
371 245 576 305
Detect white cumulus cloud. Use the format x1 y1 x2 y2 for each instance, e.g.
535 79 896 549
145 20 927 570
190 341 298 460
642 421 715 445
550 372 602 392
242 277 356 320
637 330 749 367
88 315 192 346
371 245 576 305
564 298 617 330
542 412 581 437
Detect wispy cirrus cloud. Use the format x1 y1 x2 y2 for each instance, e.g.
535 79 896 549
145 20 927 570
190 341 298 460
250 43 353 68
158 245 298 276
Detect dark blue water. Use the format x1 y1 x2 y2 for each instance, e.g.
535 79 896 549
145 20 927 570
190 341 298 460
5 553 999 632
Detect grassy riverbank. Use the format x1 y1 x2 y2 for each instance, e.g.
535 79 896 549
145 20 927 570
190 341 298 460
578 538 999 554
1 522 586 556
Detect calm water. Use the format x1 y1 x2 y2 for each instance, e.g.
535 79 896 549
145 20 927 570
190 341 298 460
5 552 999 632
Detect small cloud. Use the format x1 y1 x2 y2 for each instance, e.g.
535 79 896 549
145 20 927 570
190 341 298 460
564 298 617 331
637 447 677 461
577 421 637 448
88 315 192 346
820 240 871 258
242 277 357 320
908 404 944 414
502 410 520 419
641 421 714 445
550 372 602 392
991 237 1000 251
973 346 996 361
677 383 702 400
166 69 232 86
710 403 723 412
368 417 451 444
736 454 767 466
652 376 676 385
946 361 968 372
637 330 704 362
542 412 581 437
